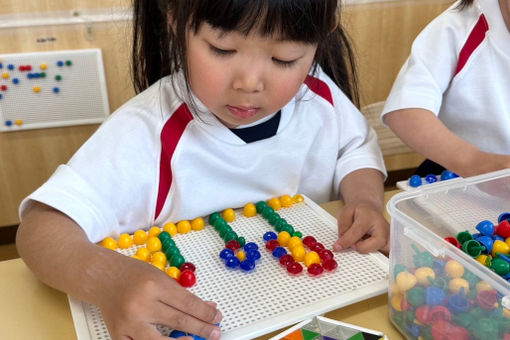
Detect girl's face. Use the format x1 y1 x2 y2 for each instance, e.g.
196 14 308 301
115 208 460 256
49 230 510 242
186 23 318 128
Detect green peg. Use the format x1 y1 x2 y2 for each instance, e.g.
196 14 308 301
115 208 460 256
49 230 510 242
411 244 434 267
407 286 426 307
456 231 473 245
293 231 303 238
491 257 510 276
462 239 485 257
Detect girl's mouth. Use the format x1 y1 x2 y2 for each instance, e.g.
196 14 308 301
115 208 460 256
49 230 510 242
226 105 260 119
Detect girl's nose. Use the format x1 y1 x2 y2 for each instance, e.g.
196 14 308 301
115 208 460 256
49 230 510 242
232 67 265 93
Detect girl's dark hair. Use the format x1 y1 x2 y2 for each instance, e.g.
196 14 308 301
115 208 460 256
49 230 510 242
132 0 359 107
456 0 474 10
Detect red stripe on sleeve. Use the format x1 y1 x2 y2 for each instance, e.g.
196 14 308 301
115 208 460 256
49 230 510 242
455 14 489 76
155 103 193 220
304 75 334 106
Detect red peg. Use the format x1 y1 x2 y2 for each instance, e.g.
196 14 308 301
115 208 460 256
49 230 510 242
496 220 510 238
302 236 317 248
179 262 196 272
447 326 470 340
400 295 411 311
178 269 196 287
429 305 451 323
477 289 498 310
431 320 453 340
265 239 279 251
225 239 241 251
415 305 431 324
444 236 460 248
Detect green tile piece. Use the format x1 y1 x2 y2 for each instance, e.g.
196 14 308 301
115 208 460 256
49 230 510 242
301 328 320 340
346 332 365 340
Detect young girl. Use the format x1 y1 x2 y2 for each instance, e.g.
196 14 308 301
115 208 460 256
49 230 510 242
382 0 510 177
16 1 388 339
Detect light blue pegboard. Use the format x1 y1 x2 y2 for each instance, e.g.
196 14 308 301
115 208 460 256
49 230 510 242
0 48 109 132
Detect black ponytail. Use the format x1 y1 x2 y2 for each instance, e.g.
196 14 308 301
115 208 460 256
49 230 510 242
131 0 171 93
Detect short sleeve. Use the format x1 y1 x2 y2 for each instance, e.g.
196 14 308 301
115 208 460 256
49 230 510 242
19 105 162 243
381 3 479 121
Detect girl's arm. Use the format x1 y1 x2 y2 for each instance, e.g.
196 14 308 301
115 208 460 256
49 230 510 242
384 108 510 177
333 168 389 254
16 202 222 340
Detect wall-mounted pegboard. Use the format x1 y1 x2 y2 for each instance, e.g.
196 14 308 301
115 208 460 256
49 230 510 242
0 48 109 132
68 196 389 340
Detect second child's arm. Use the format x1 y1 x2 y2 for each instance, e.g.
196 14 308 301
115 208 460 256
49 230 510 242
333 168 389 254
385 108 510 177
16 202 222 340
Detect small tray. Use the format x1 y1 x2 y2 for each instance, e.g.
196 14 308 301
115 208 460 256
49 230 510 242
268 315 388 340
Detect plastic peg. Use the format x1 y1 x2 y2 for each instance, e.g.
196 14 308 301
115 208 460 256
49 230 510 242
461 239 485 257
477 235 494 253
492 240 510 257
456 231 473 245
409 175 422 187
476 220 495 236
498 212 510 223
445 236 460 248
497 220 510 238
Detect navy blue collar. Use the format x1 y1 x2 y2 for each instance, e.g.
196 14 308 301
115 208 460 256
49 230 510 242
230 111 281 143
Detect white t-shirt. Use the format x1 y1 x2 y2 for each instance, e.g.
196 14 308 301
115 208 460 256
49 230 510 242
382 0 510 154
20 68 386 243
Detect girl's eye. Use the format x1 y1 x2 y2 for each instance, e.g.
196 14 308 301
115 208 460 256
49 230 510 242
272 57 297 68
209 44 234 57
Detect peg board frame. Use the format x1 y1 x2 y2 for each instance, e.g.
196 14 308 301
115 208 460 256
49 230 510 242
68 196 389 340
0 48 109 132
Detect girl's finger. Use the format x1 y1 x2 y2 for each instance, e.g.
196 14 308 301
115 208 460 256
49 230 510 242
337 206 355 236
353 234 386 254
335 218 369 250
151 299 222 340
158 281 222 325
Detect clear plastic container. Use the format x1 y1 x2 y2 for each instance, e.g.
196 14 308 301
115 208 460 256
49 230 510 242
387 169 510 339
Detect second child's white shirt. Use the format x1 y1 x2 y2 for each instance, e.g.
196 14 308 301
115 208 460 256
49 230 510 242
382 0 510 154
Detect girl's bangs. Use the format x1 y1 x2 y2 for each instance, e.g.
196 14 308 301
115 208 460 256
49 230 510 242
189 0 335 43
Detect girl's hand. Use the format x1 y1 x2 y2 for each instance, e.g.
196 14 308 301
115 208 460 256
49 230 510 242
333 201 389 254
17 203 222 340
96 252 222 340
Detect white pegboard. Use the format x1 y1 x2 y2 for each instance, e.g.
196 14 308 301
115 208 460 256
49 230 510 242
68 196 389 340
0 49 109 132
